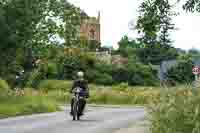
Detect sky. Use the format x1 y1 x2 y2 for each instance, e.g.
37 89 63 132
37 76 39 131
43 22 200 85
69 0 200 50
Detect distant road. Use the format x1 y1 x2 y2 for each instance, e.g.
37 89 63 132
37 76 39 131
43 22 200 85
0 106 145 133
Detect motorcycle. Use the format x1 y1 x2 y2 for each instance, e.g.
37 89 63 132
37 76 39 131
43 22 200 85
71 87 84 120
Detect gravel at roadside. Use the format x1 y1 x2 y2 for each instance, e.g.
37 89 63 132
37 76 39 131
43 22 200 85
114 120 149 133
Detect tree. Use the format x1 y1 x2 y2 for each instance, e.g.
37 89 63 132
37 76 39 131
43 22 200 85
166 55 194 84
188 48 200 55
182 0 200 12
157 0 176 46
136 0 178 65
0 0 82 85
136 0 160 46
117 35 143 58
118 36 130 50
62 1 82 47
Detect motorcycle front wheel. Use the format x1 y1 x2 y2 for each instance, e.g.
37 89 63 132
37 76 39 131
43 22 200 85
72 100 80 120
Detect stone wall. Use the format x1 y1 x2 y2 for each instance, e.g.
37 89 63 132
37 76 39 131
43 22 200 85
111 55 128 65
95 51 111 64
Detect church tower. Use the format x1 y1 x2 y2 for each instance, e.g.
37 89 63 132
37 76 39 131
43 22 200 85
80 11 101 44
97 11 100 24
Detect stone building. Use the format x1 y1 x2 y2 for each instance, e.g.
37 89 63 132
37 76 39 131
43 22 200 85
80 11 101 44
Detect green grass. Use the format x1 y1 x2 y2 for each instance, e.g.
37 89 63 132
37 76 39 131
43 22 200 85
149 87 200 133
88 89 158 105
0 95 60 118
44 90 71 104
37 82 161 105
2 79 199 132
38 80 72 92
35 80 161 105
0 80 165 118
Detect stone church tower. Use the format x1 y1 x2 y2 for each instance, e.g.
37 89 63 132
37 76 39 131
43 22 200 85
80 11 101 44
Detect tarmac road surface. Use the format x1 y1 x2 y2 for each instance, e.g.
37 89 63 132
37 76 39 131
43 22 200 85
0 106 145 133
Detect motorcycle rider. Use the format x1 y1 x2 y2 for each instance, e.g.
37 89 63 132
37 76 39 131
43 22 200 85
70 71 89 116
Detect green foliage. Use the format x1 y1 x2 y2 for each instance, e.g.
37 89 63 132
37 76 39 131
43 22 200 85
0 79 10 94
182 0 200 12
112 66 129 83
88 85 160 105
94 63 113 75
136 0 178 64
166 57 194 84
26 69 45 88
79 53 96 68
0 0 82 82
63 56 84 79
149 88 200 133
136 0 160 45
45 90 70 104
95 73 113 85
111 63 158 86
85 69 99 83
136 0 175 45
117 36 143 58
38 80 72 91
62 53 97 80
119 36 144 50
88 40 101 51
85 69 113 85
127 63 159 86
0 95 59 118
189 48 200 55
46 62 58 79
136 44 178 65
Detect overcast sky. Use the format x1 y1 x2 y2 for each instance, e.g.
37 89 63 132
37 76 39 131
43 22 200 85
69 0 200 50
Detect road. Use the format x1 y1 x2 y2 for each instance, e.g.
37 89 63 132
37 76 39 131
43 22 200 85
0 106 146 133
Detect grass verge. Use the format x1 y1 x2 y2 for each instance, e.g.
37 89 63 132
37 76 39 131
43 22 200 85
149 88 200 133
0 95 60 119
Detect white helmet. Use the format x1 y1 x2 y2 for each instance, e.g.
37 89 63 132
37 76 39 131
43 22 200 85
77 71 84 78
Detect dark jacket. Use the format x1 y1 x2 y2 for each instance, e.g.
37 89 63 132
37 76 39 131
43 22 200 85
70 79 89 98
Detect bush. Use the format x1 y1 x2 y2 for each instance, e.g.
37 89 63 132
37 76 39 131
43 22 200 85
38 80 72 92
0 79 9 95
112 66 129 83
46 62 58 79
26 69 45 88
85 69 98 83
94 63 113 75
128 73 144 85
127 63 158 86
95 73 113 85
149 88 200 133
166 59 194 84
80 53 96 68
5 74 16 89
63 56 84 79
0 79 9 91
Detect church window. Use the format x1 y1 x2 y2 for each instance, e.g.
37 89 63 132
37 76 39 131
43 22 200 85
90 29 95 39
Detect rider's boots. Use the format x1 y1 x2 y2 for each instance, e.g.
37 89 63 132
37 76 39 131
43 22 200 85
70 98 74 115
79 99 86 116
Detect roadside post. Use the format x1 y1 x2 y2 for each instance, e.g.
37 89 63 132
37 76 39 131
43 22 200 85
192 66 200 88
